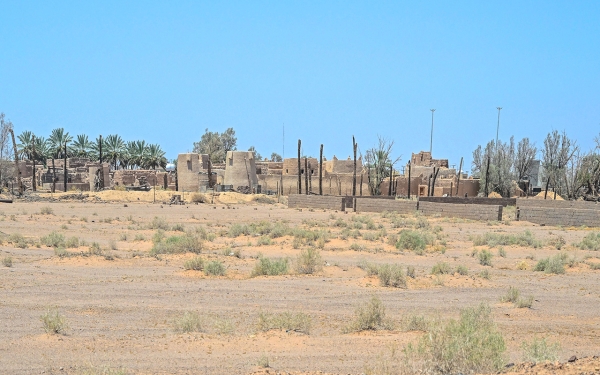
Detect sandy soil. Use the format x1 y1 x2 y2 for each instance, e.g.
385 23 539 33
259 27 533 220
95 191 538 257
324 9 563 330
0 192 599 374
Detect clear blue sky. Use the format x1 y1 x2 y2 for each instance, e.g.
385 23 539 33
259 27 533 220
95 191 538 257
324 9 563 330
1 1 598 173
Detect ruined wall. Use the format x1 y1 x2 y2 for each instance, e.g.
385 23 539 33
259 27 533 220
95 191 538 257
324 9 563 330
418 201 503 221
113 170 168 188
322 157 362 174
419 196 516 207
223 151 258 189
382 176 479 198
257 174 371 196
282 158 319 176
516 198 600 210
519 207 600 227
287 194 345 211
354 197 417 214
410 151 449 168
177 153 210 192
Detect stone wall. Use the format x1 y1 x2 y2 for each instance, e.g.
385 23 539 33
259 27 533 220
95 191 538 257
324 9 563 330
113 170 168 189
258 174 371 196
223 151 258 189
287 194 345 211
420 196 516 207
418 201 503 221
177 153 210 192
354 197 417 213
282 158 319 176
519 207 600 227
516 198 600 210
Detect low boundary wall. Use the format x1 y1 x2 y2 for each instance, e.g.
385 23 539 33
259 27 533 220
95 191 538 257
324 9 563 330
287 194 345 211
419 196 516 207
354 197 417 214
519 207 600 227
516 198 600 210
419 201 503 221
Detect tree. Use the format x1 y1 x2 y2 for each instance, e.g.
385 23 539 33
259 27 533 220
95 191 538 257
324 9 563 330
364 136 401 195
48 128 72 159
472 137 515 197
192 128 237 163
270 152 282 162
0 113 14 186
542 130 578 199
103 134 125 169
248 146 262 161
143 143 167 170
72 134 93 158
514 138 538 182
17 131 36 160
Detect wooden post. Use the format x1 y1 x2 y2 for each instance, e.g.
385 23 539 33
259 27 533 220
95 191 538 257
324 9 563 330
304 157 309 195
63 140 68 192
207 159 213 188
456 157 463 196
9 128 22 195
308 162 312 194
319 144 323 195
297 140 302 194
360 173 363 196
52 158 56 193
431 167 439 197
32 135 37 192
427 174 432 197
407 161 411 199
99 135 104 189
450 182 453 197
352 136 357 196
388 164 393 196
484 156 491 197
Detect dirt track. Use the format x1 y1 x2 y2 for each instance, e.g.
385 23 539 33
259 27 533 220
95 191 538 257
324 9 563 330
1 192 599 374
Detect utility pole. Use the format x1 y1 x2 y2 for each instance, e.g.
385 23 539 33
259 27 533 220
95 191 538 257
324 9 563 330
496 107 502 151
430 109 435 154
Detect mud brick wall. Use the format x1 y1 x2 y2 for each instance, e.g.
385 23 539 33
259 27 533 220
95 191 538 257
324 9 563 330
354 198 417 214
516 198 600 210
287 194 345 211
419 196 516 207
418 201 502 221
519 207 600 227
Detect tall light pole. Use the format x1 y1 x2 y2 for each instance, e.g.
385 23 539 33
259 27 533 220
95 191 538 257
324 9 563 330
495 107 502 149
430 109 435 155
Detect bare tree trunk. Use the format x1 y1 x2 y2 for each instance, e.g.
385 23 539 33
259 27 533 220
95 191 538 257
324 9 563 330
484 156 491 197
297 140 301 194
32 135 37 192
207 159 213 188
9 128 22 195
544 176 550 199
352 136 357 196
304 157 308 195
407 161 411 199
427 174 432 197
63 140 68 192
431 167 439 196
319 144 323 195
99 135 104 189
308 162 312 194
388 164 393 196
52 158 56 193
456 157 463 196
360 173 363 196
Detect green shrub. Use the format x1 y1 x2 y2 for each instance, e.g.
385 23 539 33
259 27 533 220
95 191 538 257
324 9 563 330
204 260 226 276
256 236 272 246
183 256 204 271
349 242 366 251
577 232 600 251
515 295 534 309
344 295 394 333
133 234 146 241
151 234 202 255
478 249 493 266
41 231 65 248
479 269 491 279
148 216 170 230
377 264 406 288
88 242 103 256
173 311 203 333
472 230 541 248
251 257 289 277
228 223 250 237
171 223 185 232
497 247 506 258
54 247 70 258
521 337 560 362
431 262 452 275
295 248 322 274
2 256 13 267
40 206 54 215
395 230 433 253
257 311 311 334
404 303 506 375
549 235 566 250
41 308 68 334
358 260 380 276
456 265 469 275
65 236 79 248
270 222 290 238
402 314 429 331
534 254 566 274
406 265 416 278
500 286 520 303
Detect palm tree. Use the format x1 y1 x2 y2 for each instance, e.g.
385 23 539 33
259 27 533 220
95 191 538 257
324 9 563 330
17 131 35 160
33 136 50 165
48 128 72 159
72 134 93 158
89 135 105 162
143 143 167 170
126 140 147 169
104 134 125 170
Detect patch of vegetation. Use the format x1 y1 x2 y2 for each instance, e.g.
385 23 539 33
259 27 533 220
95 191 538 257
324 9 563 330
549 235 566 250
256 236 272 246
479 269 491 279
406 265 416 278
349 242 366 252
171 223 185 232
577 232 600 251
257 354 270 368
41 231 65 248
41 308 68 335
183 256 204 271
40 206 54 215
65 236 79 248
173 311 203 333
377 264 407 288
497 247 506 258
251 257 289 277
402 314 429 331
295 248 322 274
478 249 493 266
2 256 13 267
150 234 202 255
133 234 146 242
534 253 567 274
257 311 312 334
395 230 434 254
343 296 394 333
500 286 520 303
521 337 560 362
148 216 170 230
204 260 226 276
190 192 207 203
403 303 506 375
472 230 541 248
431 262 452 275
456 264 469 275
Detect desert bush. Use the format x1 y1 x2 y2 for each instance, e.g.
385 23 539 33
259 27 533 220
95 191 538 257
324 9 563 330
534 253 567 274
521 337 560 362
403 303 506 375
2 256 13 267
406 265 416 278
334 218 347 227
257 355 270 368
171 223 185 232
515 295 534 308
472 230 541 248
431 262 452 275
65 236 79 248
478 249 493 266
256 236 272 246
40 206 54 215
549 235 566 250
402 314 429 331
295 248 322 274
479 269 491 279
251 257 289 277
190 192 207 203
119 233 128 241
257 311 312 334
88 242 103 256
358 260 380 276
349 242 366 252
270 222 290 238
344 296 394 333
183 256 204 271
133 234 146 241
151 234 202 255
395 230 433 253
415 216 430 229
109 240 118 250
577 232 600 251
222 247 242 258
456 265 469 276
54 247 70 258
587 261 600 270
173 311 203 333
41 308 68 335
362 232 380 242
500 286 520 303
7 233 29 248
228 223 250 237
41 231 65 248
497 247 506 257
204 260 226 276
377 264 406 288
516 260 528 270
148 216 170 230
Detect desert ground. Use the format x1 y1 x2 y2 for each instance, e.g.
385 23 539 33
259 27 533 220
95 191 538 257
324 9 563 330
1 191 599 375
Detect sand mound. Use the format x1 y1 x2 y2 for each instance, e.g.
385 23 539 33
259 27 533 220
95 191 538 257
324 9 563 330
488 192 502 198
533 191 564 200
